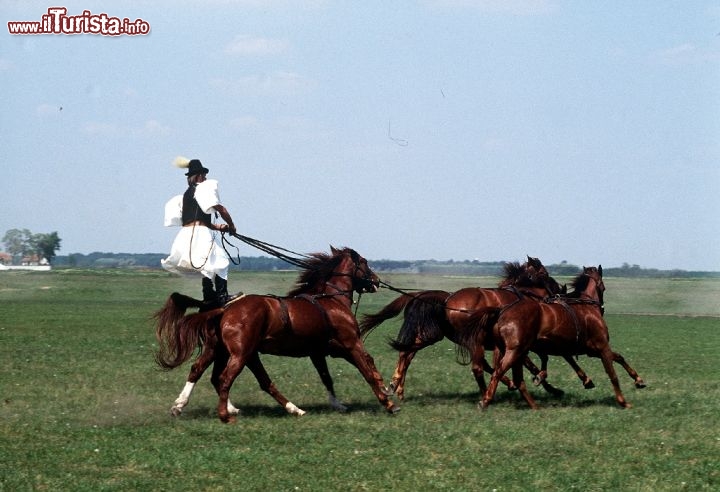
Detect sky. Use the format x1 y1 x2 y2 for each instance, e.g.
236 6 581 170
1 1 719 271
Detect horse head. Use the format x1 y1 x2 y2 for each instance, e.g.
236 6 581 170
582 265 605 306
569 265 605 310
331 246 379 294
518 255 562 295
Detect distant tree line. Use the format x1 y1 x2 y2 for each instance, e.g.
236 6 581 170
4 229 714 277
53 252 295 271
1 229 61 265
48 252 720 278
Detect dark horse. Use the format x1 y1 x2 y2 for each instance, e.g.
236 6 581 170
360 257 583 399
155 246 399 422
469 266 642 409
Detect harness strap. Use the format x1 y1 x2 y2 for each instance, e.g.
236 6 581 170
266 295 291 331
546 297 582 356
297 294 333 334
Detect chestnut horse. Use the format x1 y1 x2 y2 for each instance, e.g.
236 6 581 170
471 266 642 409
155 292 357 417
360 257 585 399
155 247 399 422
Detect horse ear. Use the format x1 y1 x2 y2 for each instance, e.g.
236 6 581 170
349 249 360 263
599 265 603 276
330 245 338 254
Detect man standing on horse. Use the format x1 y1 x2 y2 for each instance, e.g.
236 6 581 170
161 157 238 305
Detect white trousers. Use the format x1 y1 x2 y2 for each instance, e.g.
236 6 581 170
161 225 230 280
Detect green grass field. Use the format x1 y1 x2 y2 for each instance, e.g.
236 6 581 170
1 269 718 491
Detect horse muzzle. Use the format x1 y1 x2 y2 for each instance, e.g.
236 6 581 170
358 277 380 293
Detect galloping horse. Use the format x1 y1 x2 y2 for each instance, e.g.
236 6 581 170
155 246 399 422
156 291 347 418
360 257 581 399
471 266 641 409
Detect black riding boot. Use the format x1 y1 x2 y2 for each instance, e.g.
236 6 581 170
214 276 229 304
202 277 216 303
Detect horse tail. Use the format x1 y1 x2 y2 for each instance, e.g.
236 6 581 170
359 293 416 338
455 307 501 363
388 290 450 352
153 293 221 370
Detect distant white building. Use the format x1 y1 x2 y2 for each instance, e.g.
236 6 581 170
0 252 51 271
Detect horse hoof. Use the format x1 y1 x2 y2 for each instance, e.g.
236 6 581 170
382 386 394 397
387 404 401 414
533 372 547 386
170 407 182 417
635 380 646 389
584 380 596 389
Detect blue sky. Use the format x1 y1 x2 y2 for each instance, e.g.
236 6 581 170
1 1 719 271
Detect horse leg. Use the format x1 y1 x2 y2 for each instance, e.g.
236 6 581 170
562 355 595 389
310 353 347 412
528 354 548 385
479 347 510 409
527 354 565 397
170 344 214 416
599 347 631 408
209 345 240 416
344 341 400 414
390 350 417 401
480 347 519 409
246 353 306 416
169 329 240 417
391 336 440 400
611 351 646 388
487 348 519 391
215 357 243 423
472 356 490 393
511 357 538 410
469 344 491 394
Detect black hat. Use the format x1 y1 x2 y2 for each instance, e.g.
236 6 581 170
185 159 209 176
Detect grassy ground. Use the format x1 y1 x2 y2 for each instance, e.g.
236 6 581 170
0 270 718 491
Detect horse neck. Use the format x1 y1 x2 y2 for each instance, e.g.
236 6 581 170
576 278 601 303
320 258 356 302
500 276 552 297
517 286 549 298
499 276 525 288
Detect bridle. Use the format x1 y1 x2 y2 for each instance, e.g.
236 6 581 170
337 255 376 286
314 254 377 316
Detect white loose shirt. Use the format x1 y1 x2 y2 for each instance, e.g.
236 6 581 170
161 179 230 280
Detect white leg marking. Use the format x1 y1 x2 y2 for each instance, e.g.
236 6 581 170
285 402 306 416
171 381 195 416
227 401 240 415
328 392 348 412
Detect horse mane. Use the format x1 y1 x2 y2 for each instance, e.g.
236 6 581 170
286 246 355 296
567 270 591 297
498 261 534 287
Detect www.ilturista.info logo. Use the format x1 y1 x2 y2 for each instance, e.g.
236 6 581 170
8 7 150 36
